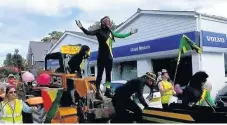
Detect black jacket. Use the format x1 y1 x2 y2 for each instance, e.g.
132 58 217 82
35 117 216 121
80 27 113 59
114 78 149 107
68 52 84 78
180 86 203 105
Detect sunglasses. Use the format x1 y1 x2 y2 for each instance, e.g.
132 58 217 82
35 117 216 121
9 91 17 94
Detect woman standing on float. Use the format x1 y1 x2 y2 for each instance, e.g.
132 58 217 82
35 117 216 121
76 16 138 100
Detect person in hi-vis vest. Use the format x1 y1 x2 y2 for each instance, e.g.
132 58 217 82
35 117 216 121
0 86 37 123
158 69 176 109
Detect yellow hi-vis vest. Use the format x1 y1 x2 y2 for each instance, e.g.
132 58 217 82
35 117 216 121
1 99 23 123
160 80 174 104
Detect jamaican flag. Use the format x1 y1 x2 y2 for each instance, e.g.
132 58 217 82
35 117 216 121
41 88 63 123
177 35 202 64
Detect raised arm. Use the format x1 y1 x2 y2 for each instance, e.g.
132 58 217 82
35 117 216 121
112 31 131 38
76 20 99 36
80 27 99 36
112 29 138 38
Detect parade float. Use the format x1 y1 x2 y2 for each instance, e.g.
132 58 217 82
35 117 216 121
25 44 114 123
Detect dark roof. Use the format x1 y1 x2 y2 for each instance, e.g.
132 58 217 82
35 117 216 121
66 31 97 40
28 41 52 61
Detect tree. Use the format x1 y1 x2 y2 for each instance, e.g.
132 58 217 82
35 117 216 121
3 49 24 70
3 53 12 66
11 49 24 70
41 31 63 42
88 20 122 31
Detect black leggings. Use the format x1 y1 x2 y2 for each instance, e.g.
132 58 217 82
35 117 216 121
112 96 142 123
95 57 113 91
162 104 169 109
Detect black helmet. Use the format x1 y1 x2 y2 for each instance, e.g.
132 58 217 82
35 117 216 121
80 45 90 52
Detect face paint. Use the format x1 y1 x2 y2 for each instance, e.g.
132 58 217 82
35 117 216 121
103 17 112 29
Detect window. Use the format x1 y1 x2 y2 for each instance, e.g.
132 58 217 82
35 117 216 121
90 66 95 75
152 56 192 87
31 54 34 65
47 59 60 71
225 53 227 77
112 61 137 80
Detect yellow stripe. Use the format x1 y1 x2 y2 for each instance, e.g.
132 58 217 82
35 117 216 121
47 90 58 102
182 46 187 53
142 116 183 123
143 110 194 121
106 34 113 57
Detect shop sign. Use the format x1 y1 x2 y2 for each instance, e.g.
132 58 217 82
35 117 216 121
202 31 227 48
90 31 198 61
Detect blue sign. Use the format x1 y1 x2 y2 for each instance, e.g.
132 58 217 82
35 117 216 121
202 31 227 48
90 31 199 61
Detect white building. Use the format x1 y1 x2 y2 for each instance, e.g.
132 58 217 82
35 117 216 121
89 9 227 98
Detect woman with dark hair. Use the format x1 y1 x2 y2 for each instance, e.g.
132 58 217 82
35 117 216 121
0 86 37 123
180 71 209 106
76 16 138 100
68 45 91 78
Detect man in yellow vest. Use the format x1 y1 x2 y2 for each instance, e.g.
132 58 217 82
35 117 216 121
158 69 176 109
0 86 36 123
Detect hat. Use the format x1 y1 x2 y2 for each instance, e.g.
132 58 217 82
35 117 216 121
145 72 156 82
161 69 168 76
162 69 168 73
81 45 90 51
8 74 15 78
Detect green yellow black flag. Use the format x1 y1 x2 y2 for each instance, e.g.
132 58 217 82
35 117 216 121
177 35 202 64
173 35 202 83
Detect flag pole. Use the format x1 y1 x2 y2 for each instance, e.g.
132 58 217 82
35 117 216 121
173 50 181 85
173 61 180 85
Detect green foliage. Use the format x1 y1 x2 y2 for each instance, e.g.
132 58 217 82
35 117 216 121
41 31 64 42
3 53 13 66
2 49 25 78
0 67 18 78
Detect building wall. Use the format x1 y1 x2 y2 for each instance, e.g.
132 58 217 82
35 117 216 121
34 61 45 69
51 34 98 53
201 18 227 33
111 14 197 78
199 18 227 98
114 14 197 47
200 52 225 98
